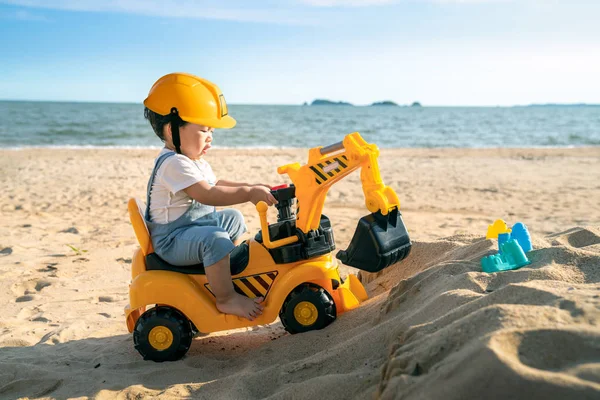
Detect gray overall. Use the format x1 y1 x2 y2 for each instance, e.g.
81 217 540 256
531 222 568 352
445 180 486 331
144 151 247 267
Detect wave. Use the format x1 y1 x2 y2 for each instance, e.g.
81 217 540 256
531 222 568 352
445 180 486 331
1 144 596 151
0 144 300 150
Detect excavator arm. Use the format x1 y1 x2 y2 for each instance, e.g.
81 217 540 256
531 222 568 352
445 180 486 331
277 132 411 272
278 132 400 233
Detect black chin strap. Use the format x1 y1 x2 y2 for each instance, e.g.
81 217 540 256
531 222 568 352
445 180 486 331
170 107 182 154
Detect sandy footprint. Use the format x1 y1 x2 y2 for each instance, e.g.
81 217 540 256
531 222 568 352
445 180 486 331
34 280 52 291
37 263 58 273
491 327 600 380
97 295 123 303
11 279 54 303
0 377 63 399
15 295 37 303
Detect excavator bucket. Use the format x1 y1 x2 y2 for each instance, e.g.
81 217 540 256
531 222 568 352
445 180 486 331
336 207 411 272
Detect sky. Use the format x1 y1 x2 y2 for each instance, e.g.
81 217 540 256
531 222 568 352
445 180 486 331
0 0 599 106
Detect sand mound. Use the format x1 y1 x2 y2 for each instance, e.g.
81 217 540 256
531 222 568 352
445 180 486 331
547 227 600 249
1 228 598 399
372 229 600 399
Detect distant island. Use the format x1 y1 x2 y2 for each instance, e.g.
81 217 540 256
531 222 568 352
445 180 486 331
308 99 424 107
311 99 353 106
370 101 398 106
370 101 423 107
521 103 600 107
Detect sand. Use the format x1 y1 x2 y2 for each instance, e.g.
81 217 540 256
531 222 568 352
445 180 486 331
0 147 599 399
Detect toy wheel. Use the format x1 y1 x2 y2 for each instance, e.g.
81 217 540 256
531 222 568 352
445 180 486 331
279 283 336 334
133 306 193 362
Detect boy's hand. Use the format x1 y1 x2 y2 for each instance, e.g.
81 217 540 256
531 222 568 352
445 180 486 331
249 186 278 206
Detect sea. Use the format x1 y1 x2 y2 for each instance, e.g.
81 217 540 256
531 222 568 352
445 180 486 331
1 101 599 149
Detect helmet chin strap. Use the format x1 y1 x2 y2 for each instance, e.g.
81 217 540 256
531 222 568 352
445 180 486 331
170 107 182 154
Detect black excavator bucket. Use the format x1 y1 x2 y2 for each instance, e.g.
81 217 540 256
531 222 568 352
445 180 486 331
336 207 411 273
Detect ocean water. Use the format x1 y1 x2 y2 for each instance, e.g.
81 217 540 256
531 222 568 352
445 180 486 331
1 101 599 149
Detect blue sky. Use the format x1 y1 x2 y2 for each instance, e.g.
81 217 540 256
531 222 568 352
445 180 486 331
0 0 599 106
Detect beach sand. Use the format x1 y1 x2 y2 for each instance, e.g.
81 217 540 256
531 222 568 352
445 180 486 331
1 147 599 399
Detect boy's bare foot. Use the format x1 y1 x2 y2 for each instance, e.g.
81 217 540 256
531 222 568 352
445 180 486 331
216 293 264 321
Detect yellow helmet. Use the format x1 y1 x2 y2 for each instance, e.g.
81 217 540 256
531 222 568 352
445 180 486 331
144 72 236 129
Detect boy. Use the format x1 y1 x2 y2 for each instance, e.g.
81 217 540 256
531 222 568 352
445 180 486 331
143 72 277 321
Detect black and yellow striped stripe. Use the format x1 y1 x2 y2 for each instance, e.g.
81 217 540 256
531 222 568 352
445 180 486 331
310 155 348 185
204 271 278 299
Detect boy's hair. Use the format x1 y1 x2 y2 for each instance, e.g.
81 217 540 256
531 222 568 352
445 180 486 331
144 107 188 142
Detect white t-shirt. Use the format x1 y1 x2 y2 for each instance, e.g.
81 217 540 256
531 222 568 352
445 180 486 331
149 148 217 224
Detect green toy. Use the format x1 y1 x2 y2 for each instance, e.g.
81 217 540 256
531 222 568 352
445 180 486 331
481 239 531 273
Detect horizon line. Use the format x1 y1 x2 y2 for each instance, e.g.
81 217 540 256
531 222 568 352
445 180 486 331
1 98 599 108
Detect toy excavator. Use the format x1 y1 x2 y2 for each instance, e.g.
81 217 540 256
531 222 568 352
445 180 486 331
125 132 411 361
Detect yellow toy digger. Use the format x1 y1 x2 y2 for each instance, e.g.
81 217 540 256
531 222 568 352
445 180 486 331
124 132 411 362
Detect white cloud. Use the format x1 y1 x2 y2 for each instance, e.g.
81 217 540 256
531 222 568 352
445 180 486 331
300 0 515 6
0 8 48 20
300 0 394 7
0 0 318 24
0 0 523 23
431 0 515 3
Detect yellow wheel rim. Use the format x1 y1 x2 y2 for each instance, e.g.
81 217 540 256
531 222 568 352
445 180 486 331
148 326 174 350
293 301 318 326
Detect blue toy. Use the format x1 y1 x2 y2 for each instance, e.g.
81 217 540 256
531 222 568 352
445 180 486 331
492 221 532 255
481 239 531 273
510 222 532 252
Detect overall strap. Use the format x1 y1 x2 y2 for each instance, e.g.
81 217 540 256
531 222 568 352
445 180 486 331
145 151 176 221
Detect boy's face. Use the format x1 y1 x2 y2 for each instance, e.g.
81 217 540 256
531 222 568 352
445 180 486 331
167 123 214 160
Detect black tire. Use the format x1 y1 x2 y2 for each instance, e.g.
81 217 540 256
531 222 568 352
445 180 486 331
279 283 336 334
133 306 193 362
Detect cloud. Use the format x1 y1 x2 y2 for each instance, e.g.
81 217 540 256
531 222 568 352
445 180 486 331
431 0 515 3
0 0 522 23
1 8 48 20
300 0 395 7
0 0 319 24
300 0 515 5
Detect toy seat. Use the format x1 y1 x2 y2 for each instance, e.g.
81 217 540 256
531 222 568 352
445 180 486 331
128 198 154 256
127 198 249 275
